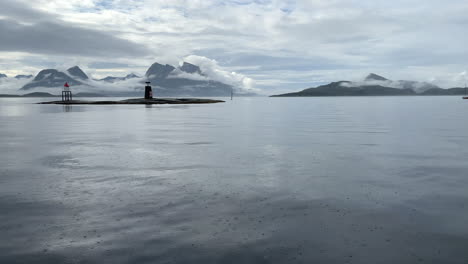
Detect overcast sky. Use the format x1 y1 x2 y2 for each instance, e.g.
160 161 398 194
1 0 468 93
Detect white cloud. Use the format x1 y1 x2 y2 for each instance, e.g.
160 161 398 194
0 77 31 94
2 0 468 94
183 55 256 92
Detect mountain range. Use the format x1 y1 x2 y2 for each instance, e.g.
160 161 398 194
3 68 465 97
3 61 238 97
272 73 467 97
144 62 234 96
0 73 34 79
98 73 139 83
20 67 87 90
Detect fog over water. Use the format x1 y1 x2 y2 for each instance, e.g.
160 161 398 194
1 97 468 264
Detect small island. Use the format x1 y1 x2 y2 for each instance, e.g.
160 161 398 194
38 98 224 105
37 81 224 105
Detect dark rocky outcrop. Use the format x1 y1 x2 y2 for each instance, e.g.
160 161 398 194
38 98 224 105
0 73 7 78
74 92 106 97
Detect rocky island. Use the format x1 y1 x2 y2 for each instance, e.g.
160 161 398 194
37 77 225 105
38 98 224 105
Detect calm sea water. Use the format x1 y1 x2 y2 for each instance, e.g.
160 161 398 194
1 96 468 264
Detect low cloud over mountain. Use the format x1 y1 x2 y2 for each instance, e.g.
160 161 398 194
272 73 467 97
13 59 256 97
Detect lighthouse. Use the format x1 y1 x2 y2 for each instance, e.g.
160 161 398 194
62 82 72 102
144 81 153 99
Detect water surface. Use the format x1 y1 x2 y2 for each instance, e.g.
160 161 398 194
1 96 468 263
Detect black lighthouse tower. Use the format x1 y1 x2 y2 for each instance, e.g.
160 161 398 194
144 81 153 99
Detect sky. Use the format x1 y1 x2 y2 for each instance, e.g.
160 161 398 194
1 0 468 94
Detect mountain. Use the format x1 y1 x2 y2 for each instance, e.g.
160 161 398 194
21 69 84 90
99 73 140 83
421 87 467 95
67 66 89 80
0 73 33 79
16 62 244 97
180 62 203 75
395 80 439 93
272 81 415 97
15 74 33 79
144 61 234 97
365 73 388 81
271 73 451 97
364 73 438 92
0 94 21 97
145 63 176 79
22 92 57 97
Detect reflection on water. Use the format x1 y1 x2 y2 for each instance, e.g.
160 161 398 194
1 97 468 264
62 104 72 112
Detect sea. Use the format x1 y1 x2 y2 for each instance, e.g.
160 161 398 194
1 96 468 264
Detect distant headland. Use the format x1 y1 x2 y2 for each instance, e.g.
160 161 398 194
271 73 467 97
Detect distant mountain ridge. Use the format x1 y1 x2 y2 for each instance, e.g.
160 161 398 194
17 62 239 96
272 74 466 97
21 67 85 90
99 73 139 83
144 61 234 96
15 74 33 79
0 73 33 79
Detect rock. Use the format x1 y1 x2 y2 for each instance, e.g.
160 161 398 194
38 98 225 105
